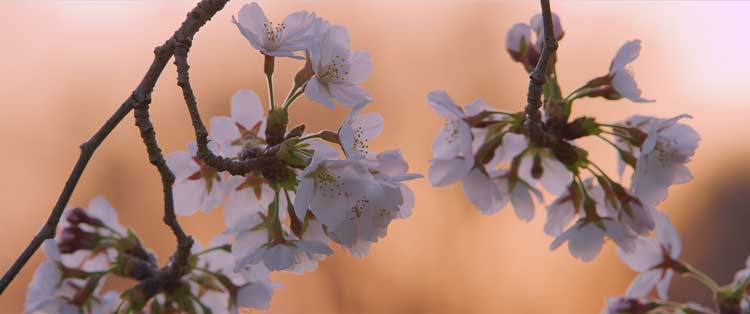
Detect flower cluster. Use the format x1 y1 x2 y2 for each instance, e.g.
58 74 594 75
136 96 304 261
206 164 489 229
26 198 275 313
429 13 699 262
430 11 750 314
24 2 418 313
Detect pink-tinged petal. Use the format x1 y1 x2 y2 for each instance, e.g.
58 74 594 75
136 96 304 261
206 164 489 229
610 40 641 73
626 270 660 298
506 23 532 54
463 99 492 116
511 183 535 222
428 158 472 187
604 219 637 253
530 13 563 40
173 180 205 216
233 3 269 51
654 211 681 258
293 178 314 221
656 269 674 300
224 179 265 230
544 197 577 237
432 122 463 159
569 223 605 262
489 133 528 167
166 151 200 181
540 155 573 195
263 244 296 271
41 239 61 262
617 238 663 272
397 184 415 219
237 281 275 310
210 116 241 144
312 25 350 69
87 196 125 234
427 90 463 119
347 51 372 84
330 82 372 108
305 77 335 109
612 69 654 103
672 164 693 185
231 90 265 129
462 168 505 215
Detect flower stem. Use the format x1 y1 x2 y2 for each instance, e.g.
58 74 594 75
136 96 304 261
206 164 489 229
283 87 305 110
266 73 275 109
193 244 231 257
681 261 721 293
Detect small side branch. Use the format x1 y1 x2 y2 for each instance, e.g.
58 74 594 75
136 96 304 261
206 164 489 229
524 0 559 144
0 0 230 295
174 39 279 176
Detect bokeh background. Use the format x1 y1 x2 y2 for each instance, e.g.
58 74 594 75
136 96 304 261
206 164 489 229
1 1 749 313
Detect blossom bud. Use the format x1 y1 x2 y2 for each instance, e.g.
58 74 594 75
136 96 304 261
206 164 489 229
58 225 98 253
66 207 104 228
285 124 306 140
294 58 315 87
265 108 289 146
562 117 601 140
113 254 158 281
319 130 340 144
531 154 544 179
506 23 532 63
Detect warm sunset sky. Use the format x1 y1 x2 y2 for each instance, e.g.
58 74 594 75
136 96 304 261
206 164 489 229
0 1 749 313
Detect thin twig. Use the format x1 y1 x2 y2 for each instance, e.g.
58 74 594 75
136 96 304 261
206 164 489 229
174 38 280 176
524 0 559 144
0 0 230 295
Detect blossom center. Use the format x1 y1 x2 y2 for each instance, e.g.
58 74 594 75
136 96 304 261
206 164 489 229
313 165 345 199
318 56 348 82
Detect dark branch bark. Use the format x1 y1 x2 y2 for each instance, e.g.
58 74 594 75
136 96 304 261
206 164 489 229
0 0 230 295
524 0 559 144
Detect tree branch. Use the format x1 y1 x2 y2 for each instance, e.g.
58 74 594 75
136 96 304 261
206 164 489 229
0 0 230 295
173 37 280 176
524 0 559 144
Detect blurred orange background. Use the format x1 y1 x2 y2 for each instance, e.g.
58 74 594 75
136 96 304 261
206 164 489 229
1 1 749 313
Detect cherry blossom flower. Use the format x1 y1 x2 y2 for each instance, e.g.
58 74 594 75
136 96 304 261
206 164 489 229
505 13 563 69
461 168 508 216
294 146 376 229
339 104 383 159
209 90 266 157
632 114 700 206
518 148 574 195
192 235 277 312
57 197 123 272
25 240 119 314
167 142 227 216
608 40 653 103
530 13 564 49
306 25 372 108
545 181 585 237
369 150 421 218
223 172 275 230
326 185 393 256
232 2 326 59
505 23 532 62
484 132 528 172
232 213 333 273
551 215 635 262
617 211 682 299
550 185 638 262
427 90 474 186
